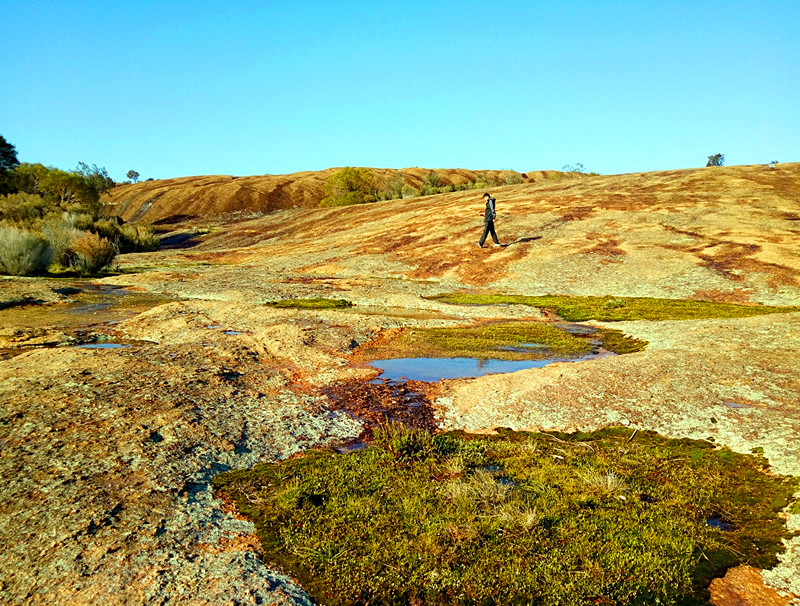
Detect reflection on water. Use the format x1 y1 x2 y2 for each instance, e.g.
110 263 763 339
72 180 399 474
370 355 606 383
0 282 172 330
75 343 131 349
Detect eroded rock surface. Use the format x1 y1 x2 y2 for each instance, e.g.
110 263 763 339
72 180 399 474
0 302 372 605
2 163 800 603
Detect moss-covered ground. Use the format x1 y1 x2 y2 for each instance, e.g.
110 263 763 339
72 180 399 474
214 425 798 606
263 298 354 309
428 293 800 322
359 321 647 361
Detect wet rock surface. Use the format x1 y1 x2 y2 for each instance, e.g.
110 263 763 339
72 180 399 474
322 378 437 442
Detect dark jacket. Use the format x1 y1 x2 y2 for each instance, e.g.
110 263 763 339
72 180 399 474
484 197 496 223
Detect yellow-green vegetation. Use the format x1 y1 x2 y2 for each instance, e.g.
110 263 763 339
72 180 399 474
596 327 648 354
214 425 798 606
429 293 800 322
320 167 377 207
0 178 158 276
264 298 354 309
363 321 645 361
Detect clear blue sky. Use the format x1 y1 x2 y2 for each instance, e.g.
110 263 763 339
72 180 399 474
2 1 798 181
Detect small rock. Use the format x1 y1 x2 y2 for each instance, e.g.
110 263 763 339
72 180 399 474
709 565 793 606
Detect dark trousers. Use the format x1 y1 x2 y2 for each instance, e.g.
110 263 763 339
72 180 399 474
479 221 499 246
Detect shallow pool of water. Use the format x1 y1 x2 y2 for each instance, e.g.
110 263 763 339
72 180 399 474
0 281 172 331
370 356 575 382
75 343 131 349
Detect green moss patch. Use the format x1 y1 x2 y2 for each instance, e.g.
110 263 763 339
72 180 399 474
596 327 648 354
364 321 595 361
428 293 800 322
263 298 354 309
360 321 646 360
214 425 798 606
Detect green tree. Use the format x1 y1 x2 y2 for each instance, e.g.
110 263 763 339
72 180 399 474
0 135 20 195
706 153 725 167
319 167 377 207
126 169 140 183
76 162 115 193
15 163 102 216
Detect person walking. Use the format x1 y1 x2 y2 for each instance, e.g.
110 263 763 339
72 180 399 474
478 192 501 247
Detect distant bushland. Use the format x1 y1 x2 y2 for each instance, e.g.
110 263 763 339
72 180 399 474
320 167 531 207
0 146 160 276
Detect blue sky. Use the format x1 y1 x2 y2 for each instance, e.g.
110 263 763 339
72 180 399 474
2 1 798 181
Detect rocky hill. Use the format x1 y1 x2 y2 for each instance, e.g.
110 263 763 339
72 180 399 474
2 161 799 605
103 167 560 224
166 162 800 306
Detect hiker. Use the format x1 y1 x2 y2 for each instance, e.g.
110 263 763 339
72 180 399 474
478 192 501 247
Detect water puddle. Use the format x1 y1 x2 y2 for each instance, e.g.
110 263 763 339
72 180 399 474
0 281 173 331
75 343 131 349
722 401 753 409
706 516 734 531
1 282 171 360
370 350 613 383
206 326 243 335
334 442 369 454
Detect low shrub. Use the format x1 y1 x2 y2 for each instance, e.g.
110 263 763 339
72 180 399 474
401 184 419 198
0 225 53 275
63 211 94 231
91 218 121 241
41 216 82 266
84 218 159 253
378 174 406 200
0 192 53 223
118 223 159 252
319 167 377 207
502 171 523 185
67 231 116 276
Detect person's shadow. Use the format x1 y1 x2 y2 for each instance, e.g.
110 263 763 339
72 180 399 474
511 236 542 244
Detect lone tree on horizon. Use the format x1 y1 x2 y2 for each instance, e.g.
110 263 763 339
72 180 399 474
127 169 140 183
706 153 725 167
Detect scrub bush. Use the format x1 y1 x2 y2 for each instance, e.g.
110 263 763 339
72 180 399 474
119 223 159 252
0 225 53 275
0 192 53 223
41 215 82 266
401 184 419 198
319 167 377 207
67 231 116 276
